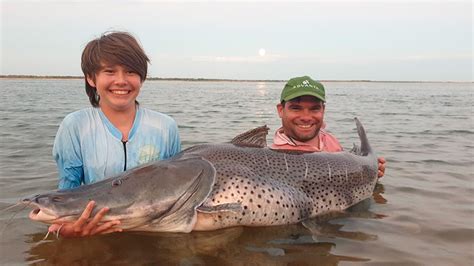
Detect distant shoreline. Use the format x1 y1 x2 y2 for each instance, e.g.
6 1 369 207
0 75 470 83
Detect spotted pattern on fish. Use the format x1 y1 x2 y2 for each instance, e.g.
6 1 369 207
183 141 378 229
22 118 378 233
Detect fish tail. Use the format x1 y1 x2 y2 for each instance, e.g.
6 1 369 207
354 117 373 156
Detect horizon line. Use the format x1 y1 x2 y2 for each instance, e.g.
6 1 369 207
0 75 471 83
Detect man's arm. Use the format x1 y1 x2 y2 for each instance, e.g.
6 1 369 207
377 157 386 178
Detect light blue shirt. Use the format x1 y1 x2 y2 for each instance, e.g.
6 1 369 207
53 106 181 190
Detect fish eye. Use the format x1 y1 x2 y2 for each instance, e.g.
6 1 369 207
112 179 123 187
51 196 63 202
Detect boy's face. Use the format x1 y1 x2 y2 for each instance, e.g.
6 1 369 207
87 63 142 112
277 95 325 142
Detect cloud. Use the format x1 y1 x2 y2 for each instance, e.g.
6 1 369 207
392 53 473 62
153 52 472 67
191 54 287 63
286 53 473 65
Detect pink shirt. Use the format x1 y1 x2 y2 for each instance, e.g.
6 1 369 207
271 127 343 152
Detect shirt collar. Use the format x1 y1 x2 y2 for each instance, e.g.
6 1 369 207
273 127 324 151
97 105 142 141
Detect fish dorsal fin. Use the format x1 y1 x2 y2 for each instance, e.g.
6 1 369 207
230 125 269 148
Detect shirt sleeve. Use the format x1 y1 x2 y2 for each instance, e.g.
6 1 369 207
52 116 84 190
322 130 344 152
167 121 181 158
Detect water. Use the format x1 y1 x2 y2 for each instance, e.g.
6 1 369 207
0 79 473 265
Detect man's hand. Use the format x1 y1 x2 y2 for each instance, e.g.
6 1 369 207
48 201 122 238
377 157 386 178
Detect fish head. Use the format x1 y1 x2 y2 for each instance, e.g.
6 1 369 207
23 157 216 230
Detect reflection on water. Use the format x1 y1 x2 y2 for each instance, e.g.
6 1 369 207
1 79 473 265
256 82 268 97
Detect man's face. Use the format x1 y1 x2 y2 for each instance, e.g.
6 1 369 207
277 95 325 142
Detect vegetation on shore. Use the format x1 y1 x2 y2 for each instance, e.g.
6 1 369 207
0 74 286 82
0 75 468 83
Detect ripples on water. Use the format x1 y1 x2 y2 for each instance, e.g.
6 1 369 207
0 79 472 265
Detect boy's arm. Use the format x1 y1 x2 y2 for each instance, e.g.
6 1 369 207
53 117 84 189
48 201 122 237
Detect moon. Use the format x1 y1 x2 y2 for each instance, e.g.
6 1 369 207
258 48 266 56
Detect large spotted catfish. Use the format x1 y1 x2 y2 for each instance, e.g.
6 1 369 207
23 118 378 233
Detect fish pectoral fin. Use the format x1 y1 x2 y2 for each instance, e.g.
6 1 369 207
302 219 327 242
303 217 378 242
147 206 198 233
230 125 269 148
197 203 242 213
302 219 323 234
144 157 216 233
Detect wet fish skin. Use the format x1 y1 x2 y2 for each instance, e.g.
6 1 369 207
23 118 378 233
187 142 377 230
24 157 216 232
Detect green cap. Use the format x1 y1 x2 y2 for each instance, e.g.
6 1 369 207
280 76 325 102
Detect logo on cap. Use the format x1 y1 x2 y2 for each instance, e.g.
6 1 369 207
293 79 318 90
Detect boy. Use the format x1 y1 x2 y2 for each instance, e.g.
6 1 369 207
48 31 181 237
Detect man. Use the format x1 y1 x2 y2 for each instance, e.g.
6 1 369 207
271 76 386 177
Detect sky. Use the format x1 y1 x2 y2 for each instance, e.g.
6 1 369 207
1 0 472 81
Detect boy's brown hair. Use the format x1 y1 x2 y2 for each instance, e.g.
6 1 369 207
81 31 150 107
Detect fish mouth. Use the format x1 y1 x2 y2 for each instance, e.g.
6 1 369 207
29 207 59 222
24 201 62 223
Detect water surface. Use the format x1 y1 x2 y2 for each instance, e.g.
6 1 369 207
0 79 472 265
